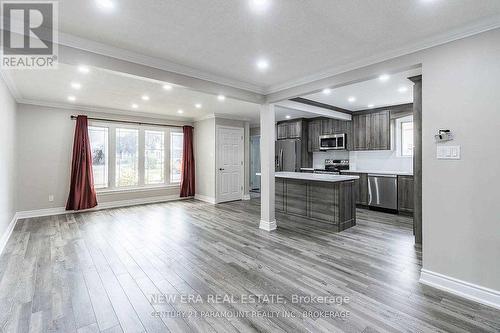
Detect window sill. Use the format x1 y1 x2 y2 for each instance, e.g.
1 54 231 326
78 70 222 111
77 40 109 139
97 184 180 195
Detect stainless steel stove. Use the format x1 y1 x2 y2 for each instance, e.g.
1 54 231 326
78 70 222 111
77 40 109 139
314 159 349 175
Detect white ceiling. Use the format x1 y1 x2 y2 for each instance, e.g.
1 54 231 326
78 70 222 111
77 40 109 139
5 63 261 122
302 68 421 111
5 63 316 125
56 0 500 92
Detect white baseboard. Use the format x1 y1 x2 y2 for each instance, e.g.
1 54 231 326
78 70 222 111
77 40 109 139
194 194 216 204
420 269 500 310
242 194 251 200
16 195 191 220
0 213 19 257
259 219 277 231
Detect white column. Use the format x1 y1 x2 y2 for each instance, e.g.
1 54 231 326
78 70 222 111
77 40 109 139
259 103 277 231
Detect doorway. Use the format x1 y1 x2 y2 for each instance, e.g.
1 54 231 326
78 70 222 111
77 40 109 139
216 126 244 203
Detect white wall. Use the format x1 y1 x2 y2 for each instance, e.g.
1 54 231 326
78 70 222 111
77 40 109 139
194 117 251 202
0 76 17 241
194 118 216 200
16 104 189 211
420 29 500 292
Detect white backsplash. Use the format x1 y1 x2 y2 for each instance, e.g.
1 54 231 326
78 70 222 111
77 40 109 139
313 150 412 172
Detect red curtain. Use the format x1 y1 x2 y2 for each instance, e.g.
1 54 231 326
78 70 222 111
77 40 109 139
66 115 98 210
180 126 195 197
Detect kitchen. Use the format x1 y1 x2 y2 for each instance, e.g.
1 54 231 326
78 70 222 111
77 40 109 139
253 69 417 233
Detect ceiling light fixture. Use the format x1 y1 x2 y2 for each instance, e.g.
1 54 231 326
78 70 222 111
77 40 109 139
70 82 81 90
249 0 271 13
367 104 375 108
96 0 115 11
285 115 291 119
217 95 226 101
195 103 202 109
77 65 90 74
177 109 184 114
256 59 269 71
141 95 150 101
379 74 390 82
398 86 409 93
131 104 138 109
163 84 173 91
322 88 331 95
348 96 356 103
67 96 76 102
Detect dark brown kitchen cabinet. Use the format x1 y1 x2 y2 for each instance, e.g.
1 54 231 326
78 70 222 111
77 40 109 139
352 110 390 150
277 120 303 140
398 175 414 214
308 119 322 152
340 172 368 206
353 114 370 150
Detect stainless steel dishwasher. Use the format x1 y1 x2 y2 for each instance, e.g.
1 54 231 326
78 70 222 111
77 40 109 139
368 174 398 210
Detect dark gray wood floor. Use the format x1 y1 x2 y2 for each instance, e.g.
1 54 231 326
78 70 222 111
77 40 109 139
1 199 499 333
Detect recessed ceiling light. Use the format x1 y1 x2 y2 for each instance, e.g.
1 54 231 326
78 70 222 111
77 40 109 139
217 95 226 101
70 82 81 90
398 86 409 93
96 0 115 11
322 88 331 95
67 96 76 102
285 115 291 119
249 0 271 13
379 74 390 82
367 104 375 108
348 96 356 103
195 103 202 109
77 65 89 74
256 59 269 71
177 109 184 114
141 95 150 101
131 104 138 109
163 84 173 91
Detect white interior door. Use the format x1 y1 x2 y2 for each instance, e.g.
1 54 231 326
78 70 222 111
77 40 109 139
217 126 244 203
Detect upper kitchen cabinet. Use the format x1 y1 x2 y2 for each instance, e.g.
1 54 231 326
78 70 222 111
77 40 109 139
277 119 303 140
308 119 321 152
352 110 390 150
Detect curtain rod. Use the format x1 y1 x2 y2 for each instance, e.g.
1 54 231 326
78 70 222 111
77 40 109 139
70 115 188 129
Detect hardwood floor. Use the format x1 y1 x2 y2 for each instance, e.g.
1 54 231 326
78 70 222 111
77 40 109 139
1 199 499 333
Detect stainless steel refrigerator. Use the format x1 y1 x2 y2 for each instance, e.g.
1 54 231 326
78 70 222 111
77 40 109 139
275 139 302 172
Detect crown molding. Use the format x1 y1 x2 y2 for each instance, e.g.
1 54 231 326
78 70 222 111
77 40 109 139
0 69 22 100
266 16 500 94
194 112 252 123
17 98 195 124
58 32 265 95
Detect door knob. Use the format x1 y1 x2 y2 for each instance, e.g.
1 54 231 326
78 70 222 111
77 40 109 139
219 168 225 171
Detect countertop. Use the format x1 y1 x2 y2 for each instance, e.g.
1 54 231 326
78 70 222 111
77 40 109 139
340 170 414 176
274 172 359 182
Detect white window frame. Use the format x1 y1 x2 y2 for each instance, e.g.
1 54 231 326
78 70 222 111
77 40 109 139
169 128 184 184
88 121 183 193
395 115 414 158
88 125 109 189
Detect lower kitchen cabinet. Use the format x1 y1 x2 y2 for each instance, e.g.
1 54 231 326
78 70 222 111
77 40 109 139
398 175 414 214
341 172 368 206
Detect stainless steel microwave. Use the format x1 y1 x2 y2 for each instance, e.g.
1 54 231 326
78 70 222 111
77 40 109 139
319 133 346 150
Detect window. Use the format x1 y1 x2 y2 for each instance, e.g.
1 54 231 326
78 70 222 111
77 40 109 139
401 121 414 157
170 132 184 183
88 126 109 189
145 130 165 184
88 124 181 191
116 128 139 187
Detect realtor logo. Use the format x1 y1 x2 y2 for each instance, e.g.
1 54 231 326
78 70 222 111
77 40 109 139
1 1 58 68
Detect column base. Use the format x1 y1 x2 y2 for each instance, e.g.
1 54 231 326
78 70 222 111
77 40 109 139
259 219 277 231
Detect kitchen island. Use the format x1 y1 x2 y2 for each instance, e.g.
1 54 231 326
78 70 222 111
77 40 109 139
275 172 359 232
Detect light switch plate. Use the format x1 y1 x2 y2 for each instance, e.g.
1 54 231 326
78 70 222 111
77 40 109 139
437 145 461 159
